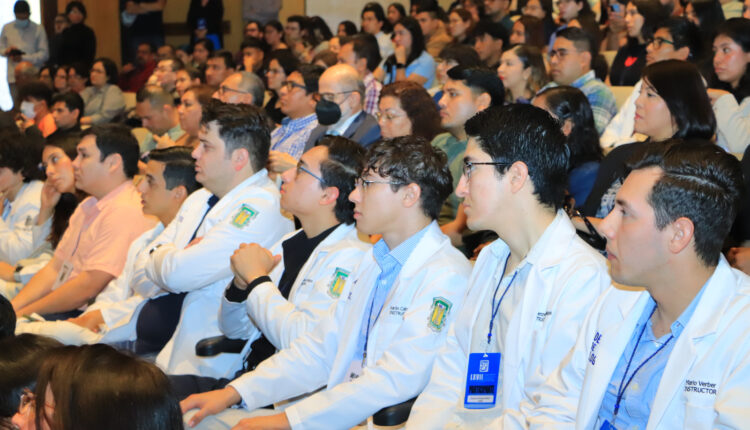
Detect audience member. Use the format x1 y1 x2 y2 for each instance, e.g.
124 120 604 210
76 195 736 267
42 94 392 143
387 2 408 25
17 82 56 137
609 0 669 86
49 92 83 139
521 0 557 42
510 15 547 49
66 62 88 94
305 64 381 148
154 57 184 100
337 34 383 115
239 37 266 75
498 44 548 103
53 65 68 93
685 0 725 43
473 19 509 69
377 81 442 141
11 124 155 320
361 2 395 62
205 51 236 87
379 17 436 88
121 0 167 65
38 65 55 89
448 8 476 45
177 84 215 148
181 136 471 430
336 20 358 37
417 3 453 57
265 50 300 124
243 20 263 39
12 61 38 94
311 49 337 68
59 1 96 67
191 38 215 69
0 1 48 101
263 20 289 51
158 43 176 61
544 27 618 134
432 44 483 102
80 58 126 125
216 72 264 106
47 13 68 67
119 42 158 93
136 85 186 153
484 0 515 31
175 66 202 98
187 0 224 48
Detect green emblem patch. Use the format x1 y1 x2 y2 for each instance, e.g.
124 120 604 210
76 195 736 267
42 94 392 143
231 204 259 228
428 297 452 332
328 268 350 298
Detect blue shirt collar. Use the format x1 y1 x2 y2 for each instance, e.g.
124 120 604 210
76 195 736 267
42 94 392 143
372 224 430 272
642 279 708 341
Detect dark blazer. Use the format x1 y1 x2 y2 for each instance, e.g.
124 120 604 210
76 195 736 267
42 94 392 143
304 111 381 151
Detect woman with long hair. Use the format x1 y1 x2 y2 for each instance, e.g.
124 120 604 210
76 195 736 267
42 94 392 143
376 17 436 88
498 44 548 103
377 81 443 141
609 0 669 85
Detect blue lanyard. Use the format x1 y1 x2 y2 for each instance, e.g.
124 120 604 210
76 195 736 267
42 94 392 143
362 281 387 365
613 305 674 423
487 255 519 347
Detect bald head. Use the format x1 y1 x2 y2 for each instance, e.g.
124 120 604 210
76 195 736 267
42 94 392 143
319 64 365 107
219 72 264 106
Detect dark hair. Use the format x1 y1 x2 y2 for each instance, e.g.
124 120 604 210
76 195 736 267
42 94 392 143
380 81 443 141
34 344 183 430
137 84 175 109
193 38 215 54
627 0 669 44
447 65 505 107
309 16 334 44
0 334 62 422
572 0 596 21
641 60 716 139
0 130 44 181
65 1 86 19
201 100 270 172
317 136 367 224
449 8 476 42
338 20 359 36
627 138 744 265
19 80 53 106
81 124 140 178
474 19 509 47
51 91 84 120
240 36 267 53
712 18 750 103
537 86 602 168
393 17 427 65
269 49 300 76
362 2 387 23
209 50 236 70
40 64 57 83
686 0 725 42
138 41 157 54
93 57 119 84
67 62 89 81
465 104 569 210
438 43 483 67
363 136 453 219
388 2 408 21
44 134 84 248
341 33 382 72
297 63 325 94
146 147 200 194
0 295 13 339
556 26 597 57
14 0 30 14
264 20 284 34
312 50 338 68
515 15 547 49
507 45 549 97
657 17 704 61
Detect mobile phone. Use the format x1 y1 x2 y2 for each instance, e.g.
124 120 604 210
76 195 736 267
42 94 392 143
610 4 621 12
8 48 24 57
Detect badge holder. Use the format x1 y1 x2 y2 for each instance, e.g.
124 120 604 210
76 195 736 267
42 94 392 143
464 352 501 409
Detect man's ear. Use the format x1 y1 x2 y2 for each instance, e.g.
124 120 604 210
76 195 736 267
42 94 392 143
507 160 530 194
104 152 124 175
320 185 340 206
231 147 251 171
170 184 188 201
401 182 422 209
667 216 695 256
580 51 592 71
476 92 492 111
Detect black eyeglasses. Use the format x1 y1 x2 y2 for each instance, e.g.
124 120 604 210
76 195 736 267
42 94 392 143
282 80 308 92
355 177 404 191
462 160 511 179
645 37 675 49
296 163 326 185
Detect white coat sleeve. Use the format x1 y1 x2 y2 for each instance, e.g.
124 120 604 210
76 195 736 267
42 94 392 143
0 200 39 265
404 323 468 429
599 82 640 150
713 94 750 154
218 292 260 340
283 268 470 430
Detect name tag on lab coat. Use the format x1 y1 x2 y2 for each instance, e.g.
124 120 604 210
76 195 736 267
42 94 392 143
464 352 500 409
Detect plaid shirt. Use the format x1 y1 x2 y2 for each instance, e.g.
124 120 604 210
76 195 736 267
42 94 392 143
542 71 617 135
270 113 318 160
363 72 382 116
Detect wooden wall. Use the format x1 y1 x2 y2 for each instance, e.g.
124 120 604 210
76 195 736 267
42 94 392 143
55 0 122 66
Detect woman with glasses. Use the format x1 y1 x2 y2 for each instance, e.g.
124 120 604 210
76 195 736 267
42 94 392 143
707 18 750 153
264 50 300 126
377 81 442 141
11 344 183 430
79 58 125 125
448 8 476 45
376 17 436 89
609 0 669 86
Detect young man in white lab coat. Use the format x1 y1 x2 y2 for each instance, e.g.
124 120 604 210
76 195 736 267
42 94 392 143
522 139 750 429
143 101 293 378
181 136 472 429
169 136 371 398
406 104 611 429
15 147 199 344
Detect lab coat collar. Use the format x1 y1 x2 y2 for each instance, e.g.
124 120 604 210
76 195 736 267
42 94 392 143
210 168 271 214
397 221 445 280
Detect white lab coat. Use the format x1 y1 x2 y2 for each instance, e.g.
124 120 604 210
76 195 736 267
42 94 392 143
224 222 471 430
524 256 750 429
14 223 165 344
714 93 750 154
219 223 370 365
149 170 293 378
0 180 43 265
599 81 647 151
406 211 610 429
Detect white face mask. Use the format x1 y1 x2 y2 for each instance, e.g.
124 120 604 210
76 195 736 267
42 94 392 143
20 101 36 119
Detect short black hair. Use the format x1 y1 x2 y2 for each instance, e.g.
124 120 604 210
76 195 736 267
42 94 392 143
209 50 236 70
146 146 200 195
363 136 453 220
138 41 156 54
446 65 505 107
341 33 382 72
67 62 89 80
656 17 703 61
269 49 301 76
19 81 52 106
317 136 367 224
627 139 745 266
438 43 483 68
51 91 84 121
297 64 324 94
14 0 30 14
93 57 119 84
0 130 44 181
0 295 14 340
474 19 509 46
200 100 270 172
338 20 359 36
556 26 596 57
362 2 387 22
465 104 569 210
194 38 215 53
240 36 266 52
81 124 140 178
641 59 716 140
65 1 86 19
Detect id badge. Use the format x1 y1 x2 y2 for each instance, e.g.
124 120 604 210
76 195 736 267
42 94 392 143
51 261 74 290
599 420 617 430
464 352 500 409
345 359 363 382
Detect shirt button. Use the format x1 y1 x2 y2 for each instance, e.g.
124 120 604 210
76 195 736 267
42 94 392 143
631 382 639 392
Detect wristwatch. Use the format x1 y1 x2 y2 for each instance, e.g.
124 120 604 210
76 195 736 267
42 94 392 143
395 63 406 69
13 264 23 283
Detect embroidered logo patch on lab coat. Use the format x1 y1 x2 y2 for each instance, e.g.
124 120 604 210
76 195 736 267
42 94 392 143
328 268 350 298
428 297 452 332
231 204 259 228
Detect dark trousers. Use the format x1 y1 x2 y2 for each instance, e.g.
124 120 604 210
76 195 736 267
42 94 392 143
169 374 231 400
